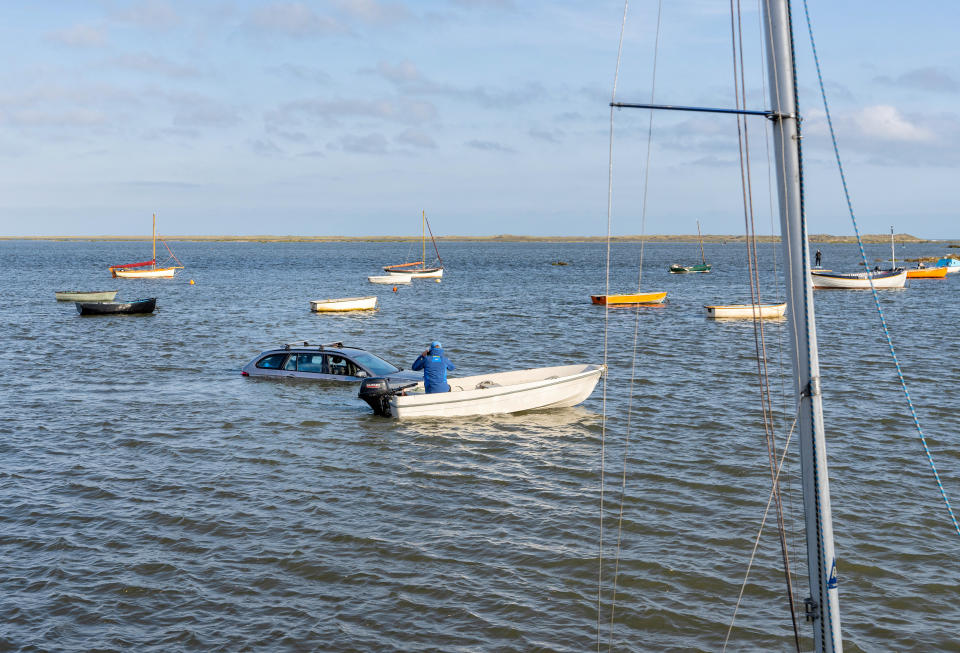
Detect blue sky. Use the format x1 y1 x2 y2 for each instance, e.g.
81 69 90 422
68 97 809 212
1 1 957 237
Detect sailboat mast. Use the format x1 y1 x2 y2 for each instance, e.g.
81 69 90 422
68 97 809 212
890 226 895 269
422 210 426 266
152 212 157 266
697 220 706 265
763 2 842 651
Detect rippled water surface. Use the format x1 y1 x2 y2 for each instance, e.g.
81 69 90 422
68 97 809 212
2 239 959 651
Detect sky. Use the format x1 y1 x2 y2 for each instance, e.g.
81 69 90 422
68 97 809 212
0 0 957 238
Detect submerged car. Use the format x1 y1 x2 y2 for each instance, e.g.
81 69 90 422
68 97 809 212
241 341 422 384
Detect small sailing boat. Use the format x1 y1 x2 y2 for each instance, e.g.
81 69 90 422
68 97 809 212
811 226 906 289
383 211 443 279
669 220 711 273
109 213 184 278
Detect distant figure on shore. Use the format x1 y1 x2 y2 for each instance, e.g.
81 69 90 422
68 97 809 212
412 341 455 393
815 249 822 267
918 261 926 269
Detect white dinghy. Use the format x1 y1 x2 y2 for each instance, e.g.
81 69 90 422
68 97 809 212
368 275 411 284
705 303 786 319
310 296 378 312
359 364 604 419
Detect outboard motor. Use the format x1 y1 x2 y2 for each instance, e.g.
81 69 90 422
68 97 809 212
358 378 418 417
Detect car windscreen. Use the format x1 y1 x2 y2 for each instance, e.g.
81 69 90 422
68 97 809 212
350 352 400 376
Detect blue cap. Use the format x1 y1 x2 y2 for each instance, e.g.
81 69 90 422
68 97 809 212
431 341 442 349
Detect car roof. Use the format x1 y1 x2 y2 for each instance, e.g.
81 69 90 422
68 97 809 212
260 341 366 356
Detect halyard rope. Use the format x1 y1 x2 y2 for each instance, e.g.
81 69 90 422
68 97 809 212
598 2 630 649
801 0 960 538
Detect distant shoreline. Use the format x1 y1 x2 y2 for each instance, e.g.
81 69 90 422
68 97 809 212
0 233 954 244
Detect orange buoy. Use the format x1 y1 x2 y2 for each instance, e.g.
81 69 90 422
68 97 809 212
189 279 195 285
393 286 398 292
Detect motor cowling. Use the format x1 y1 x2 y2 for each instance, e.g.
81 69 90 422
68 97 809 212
358 378 418 417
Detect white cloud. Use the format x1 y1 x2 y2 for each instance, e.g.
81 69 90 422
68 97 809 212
853 105 934 143
245 3 343 38
396 128 436 149
333 0 411 23
47 23 107 48
113 1 182 31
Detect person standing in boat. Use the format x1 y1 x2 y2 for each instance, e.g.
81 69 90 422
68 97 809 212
815 248 822 267
412 341 455 393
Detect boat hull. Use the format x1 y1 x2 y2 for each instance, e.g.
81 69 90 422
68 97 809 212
368 275 411 284
75 298 157 315
705 303 787 319
388 364 603 419
905 267 948 279
669 264 711 273
810 269 907 289
113 267 179 279
310 296 378 312
55 290 118 301
384 267 444 279
591 291 667 305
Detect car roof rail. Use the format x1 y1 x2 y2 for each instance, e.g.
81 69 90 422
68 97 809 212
281 340 358 351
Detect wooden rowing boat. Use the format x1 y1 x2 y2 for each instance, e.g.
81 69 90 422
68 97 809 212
590 291 667 305
704 303 786 319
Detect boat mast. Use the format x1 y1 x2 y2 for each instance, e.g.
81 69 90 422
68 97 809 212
890 226 895 269
697 220 706 265
152 212 157 268
421 210 426 266
763 1 842 651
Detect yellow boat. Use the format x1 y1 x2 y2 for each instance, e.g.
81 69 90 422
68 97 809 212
590 291 667 305
905 266 948 279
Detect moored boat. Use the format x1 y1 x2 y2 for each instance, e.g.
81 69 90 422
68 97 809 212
75 297 157 315
310 296 378 312
368 275 411 284
109 213 184 278
669 220 711 273
383 210 444 278
906 266 948 279
359 363 604 419
934 256 960 273
704 303 786 319
590 291 667 305
55 290 118 302
810 269 907 289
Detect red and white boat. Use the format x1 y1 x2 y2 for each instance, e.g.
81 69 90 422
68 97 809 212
109 213 184 278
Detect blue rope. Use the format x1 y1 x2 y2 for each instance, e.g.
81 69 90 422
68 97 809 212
801 0 960 538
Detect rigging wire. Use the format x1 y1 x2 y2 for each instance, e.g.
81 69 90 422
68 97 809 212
722 404 802 651
754 0 804 627
606 2 665 650
729 0 800 645
598 2 631 649
800 0 960 539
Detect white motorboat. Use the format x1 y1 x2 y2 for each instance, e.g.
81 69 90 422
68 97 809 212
309 296 378 312
704 303 786 319
359 364 604 419
810 269 907 289
368 275 411 284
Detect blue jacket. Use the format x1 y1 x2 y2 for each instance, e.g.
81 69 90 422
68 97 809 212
412 346 455 393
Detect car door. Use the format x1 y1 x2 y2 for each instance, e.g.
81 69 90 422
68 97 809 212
324 354 363 381
294 353 331 380
253 353 292 378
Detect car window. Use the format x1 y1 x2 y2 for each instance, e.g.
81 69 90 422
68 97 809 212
326 354 357 377
283 356 297 371
256 353 289 369
350 351 400 376
297 353 326 373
